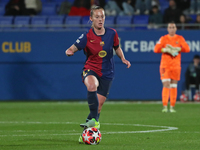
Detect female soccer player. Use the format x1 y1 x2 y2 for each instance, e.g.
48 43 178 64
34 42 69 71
65 6 131 142
154 22 190 113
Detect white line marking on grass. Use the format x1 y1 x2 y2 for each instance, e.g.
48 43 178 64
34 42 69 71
0 121 178 137
102 123 178 134
3 131 200 137
102 123 178 133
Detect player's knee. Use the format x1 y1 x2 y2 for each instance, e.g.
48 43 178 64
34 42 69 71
170 83 177 88
164 85 170 88
162 79 170 88
87 83 98 91
163 82 170 88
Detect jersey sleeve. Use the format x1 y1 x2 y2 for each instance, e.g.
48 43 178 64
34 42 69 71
74 32 87 51
154 36 165 53
113 30 119 49
179 36 190 53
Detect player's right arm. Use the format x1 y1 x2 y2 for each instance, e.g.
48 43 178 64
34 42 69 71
154 36 164 53
65 32 87 57
65 45 78 56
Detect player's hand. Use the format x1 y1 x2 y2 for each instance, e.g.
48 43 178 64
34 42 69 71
162 47 178 57
166 44 174 50
166 44 181 56
122 59 131 68
162 45 181 57
65 49 74 56
166 44 181 52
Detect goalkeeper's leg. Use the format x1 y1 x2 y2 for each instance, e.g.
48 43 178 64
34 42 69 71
162 79 170 112
170 80 178 113
169 69 181 112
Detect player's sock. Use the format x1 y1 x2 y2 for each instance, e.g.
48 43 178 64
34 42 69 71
87 91 99 121
170 84 177 107
162 87 170 106
97 113 100 120
86 111 100 122
86 113 92 121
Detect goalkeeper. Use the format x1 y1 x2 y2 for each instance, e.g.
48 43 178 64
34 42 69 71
154 22 190 113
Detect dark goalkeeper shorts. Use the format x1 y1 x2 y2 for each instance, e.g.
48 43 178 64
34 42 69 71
81 69 113 98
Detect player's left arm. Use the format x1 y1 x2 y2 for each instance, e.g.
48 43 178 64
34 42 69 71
115 47 131 68
112 30 130 68
179 36 190 53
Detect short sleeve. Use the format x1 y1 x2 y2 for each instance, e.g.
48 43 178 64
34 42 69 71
113 30 119 49
74 32 87 50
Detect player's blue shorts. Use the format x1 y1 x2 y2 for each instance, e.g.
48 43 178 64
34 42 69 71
81 69 113 98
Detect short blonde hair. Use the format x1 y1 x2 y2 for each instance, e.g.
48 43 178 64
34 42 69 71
90 6 104 17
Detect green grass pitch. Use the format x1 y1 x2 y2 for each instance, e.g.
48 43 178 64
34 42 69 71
0 101 200 150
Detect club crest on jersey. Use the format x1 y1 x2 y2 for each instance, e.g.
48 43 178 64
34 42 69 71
98 50 107 58
100 41 105 46
176 41 179 44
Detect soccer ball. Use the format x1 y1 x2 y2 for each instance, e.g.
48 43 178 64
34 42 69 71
193 93 200 101
81 127 101 145
180 93 188 102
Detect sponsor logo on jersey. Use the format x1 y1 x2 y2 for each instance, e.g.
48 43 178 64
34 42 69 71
98 50 107 58
90 40 95 42
100 41 105 46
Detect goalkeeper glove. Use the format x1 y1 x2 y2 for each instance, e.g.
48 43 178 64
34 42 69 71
161 47 178 57
162 45 181 57
166 44 181 52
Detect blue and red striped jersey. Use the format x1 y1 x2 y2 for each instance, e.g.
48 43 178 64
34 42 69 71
74 27 119 80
